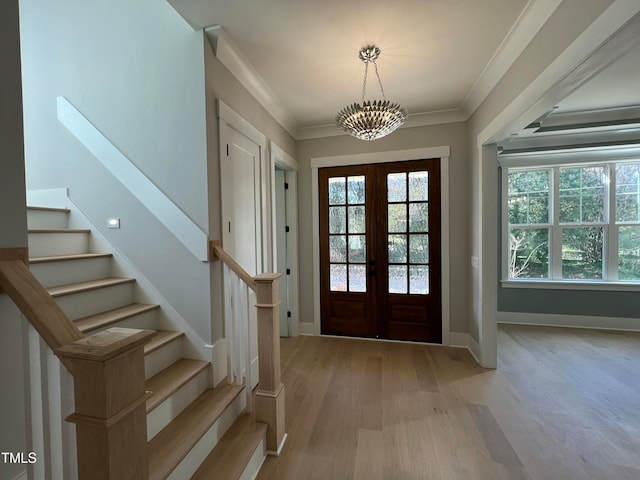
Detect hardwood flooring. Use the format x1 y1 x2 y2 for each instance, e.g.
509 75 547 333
256 325 640 480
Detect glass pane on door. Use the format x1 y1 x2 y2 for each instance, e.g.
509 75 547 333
387 171 430 295
328 175 367 292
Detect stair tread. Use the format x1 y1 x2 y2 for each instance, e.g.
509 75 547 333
47 277 135 297
75 303 160 333
191 414 267 480
146 358 211 413
28 228 91 233
145 330 185 355
29 252 113 264
27 206 70 213
148 382 245 480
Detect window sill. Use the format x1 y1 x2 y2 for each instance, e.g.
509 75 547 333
500 279 640 292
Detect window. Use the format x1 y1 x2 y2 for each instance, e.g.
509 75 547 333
504 160 640 284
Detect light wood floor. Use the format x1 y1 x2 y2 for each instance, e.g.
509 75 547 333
256 325 640 480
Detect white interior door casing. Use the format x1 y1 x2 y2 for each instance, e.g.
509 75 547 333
274 169 289 336
270 142 301 337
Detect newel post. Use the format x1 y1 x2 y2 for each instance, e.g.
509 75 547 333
253 273 286 454
56 327 155 480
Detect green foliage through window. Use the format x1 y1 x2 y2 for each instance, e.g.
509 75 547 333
506 161 640 283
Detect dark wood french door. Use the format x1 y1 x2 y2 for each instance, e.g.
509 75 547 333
319 159 441 343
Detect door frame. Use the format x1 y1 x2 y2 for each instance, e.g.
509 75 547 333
269 141 300 337
310 146 451 345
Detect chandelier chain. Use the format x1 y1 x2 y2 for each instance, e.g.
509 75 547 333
361 59 387 102
361 61 369 103
373 61 386 101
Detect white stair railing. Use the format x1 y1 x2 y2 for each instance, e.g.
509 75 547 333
210 241 287 453
27 326 78 480
222 264 254 411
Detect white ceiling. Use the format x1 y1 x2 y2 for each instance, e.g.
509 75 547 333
556 43 640 113
168 0 640 141
169 0 532 134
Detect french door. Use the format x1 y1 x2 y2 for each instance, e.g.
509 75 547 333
319 159 441 343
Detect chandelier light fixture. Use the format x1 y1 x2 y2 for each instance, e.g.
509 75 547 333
336 45 408 141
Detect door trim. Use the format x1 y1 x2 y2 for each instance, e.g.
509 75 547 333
309 146 450 345
270 142 300 337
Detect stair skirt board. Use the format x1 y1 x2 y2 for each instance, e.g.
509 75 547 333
164 393 245 480
28 231 90 258
147 368 211 440
51 283 135 320
29 255 112 288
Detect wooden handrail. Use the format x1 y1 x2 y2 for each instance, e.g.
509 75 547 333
209 240 257 290
1 247 152 479
0 258 83 355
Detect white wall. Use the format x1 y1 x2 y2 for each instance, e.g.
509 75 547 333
20 0 214 341
296 122 471 336
0 1 28 478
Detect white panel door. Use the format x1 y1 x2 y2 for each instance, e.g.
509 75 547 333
220 123 262 389
221 125 262 275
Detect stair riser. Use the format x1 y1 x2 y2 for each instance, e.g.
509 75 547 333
241 439 267 480
147 368 211 441
145 337 184 380
30 257 111 288
54 283 134 320
27 210 69 229
29 232 89 258
166 393 244 480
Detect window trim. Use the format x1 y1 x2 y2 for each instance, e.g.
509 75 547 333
501 154 640 288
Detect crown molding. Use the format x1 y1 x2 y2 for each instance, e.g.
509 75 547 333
202 2 564 141
204 25 301 139
296 109 467 140
461 0 563 117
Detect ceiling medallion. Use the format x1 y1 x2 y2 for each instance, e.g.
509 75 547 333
336 45 408 141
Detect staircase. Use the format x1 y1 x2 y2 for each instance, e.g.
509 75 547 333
26 205 267 480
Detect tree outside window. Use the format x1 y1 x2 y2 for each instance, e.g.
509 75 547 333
505 161 640 283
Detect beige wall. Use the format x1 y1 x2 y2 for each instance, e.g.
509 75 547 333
203 37 296 341
0 1 28 478
296 122 471 335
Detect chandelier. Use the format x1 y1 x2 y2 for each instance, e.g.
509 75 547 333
336 45 408 141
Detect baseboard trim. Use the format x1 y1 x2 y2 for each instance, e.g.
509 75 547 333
266 432 288 457
449 332 481 365
298 322 316 336
497 311 640 332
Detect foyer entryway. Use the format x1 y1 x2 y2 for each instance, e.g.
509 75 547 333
319 159 442 343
